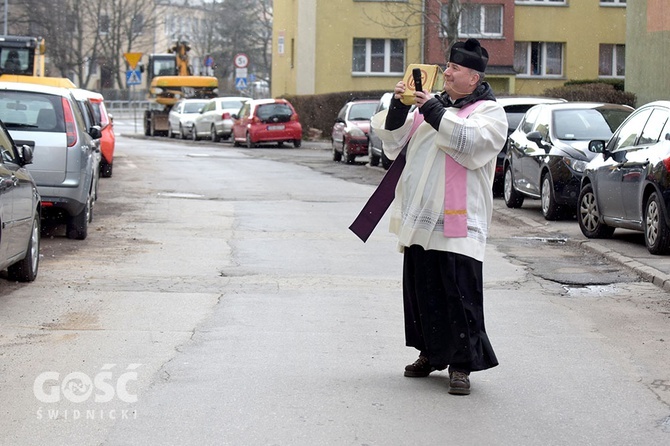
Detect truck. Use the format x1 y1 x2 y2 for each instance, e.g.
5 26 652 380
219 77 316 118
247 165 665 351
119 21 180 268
143 40 218 136
0 35 46 78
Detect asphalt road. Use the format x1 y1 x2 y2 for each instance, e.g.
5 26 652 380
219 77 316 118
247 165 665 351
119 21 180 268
1 130 669 445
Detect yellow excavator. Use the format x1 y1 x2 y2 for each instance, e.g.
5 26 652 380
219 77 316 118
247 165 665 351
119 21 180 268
143 39 218 136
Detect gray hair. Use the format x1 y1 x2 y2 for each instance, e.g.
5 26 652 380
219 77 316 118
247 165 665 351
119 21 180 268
474 70 485 86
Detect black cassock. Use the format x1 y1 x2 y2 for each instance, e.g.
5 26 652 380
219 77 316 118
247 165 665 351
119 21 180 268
403 245 498 372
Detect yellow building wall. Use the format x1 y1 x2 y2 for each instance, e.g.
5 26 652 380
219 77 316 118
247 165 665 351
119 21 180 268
626 0 670 106
513 3 626 96
272 0 423 97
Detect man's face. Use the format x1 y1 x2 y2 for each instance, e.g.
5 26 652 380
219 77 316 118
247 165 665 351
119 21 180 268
443 62 479 99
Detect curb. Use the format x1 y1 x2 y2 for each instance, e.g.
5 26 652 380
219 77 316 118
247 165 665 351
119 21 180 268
494 206 670 292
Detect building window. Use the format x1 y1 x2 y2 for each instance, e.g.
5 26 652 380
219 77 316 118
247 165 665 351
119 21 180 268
600 0 626 5
99 15 110 35
514 42 564 77
599 44 625 77
132 14 144 35
352 38 405 75
515 0 566 4
455 3 503 38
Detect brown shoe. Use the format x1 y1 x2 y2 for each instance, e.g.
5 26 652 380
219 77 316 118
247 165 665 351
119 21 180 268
448 370 471 395
404 356 441 377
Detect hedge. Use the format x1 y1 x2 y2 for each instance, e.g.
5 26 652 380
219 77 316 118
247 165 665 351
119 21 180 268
542 82 636 107
281 90 389 140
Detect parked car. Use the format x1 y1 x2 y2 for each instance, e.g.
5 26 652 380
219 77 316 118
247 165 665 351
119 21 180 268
70 89 102 202
368 92 418 170
191 96 249 142
232 98 302 148
0 82 102 240
494 97 567 194
504 102 632 220
84 90 115 177
331 98 378 164
578 101 670 254
168 98 209 140
0 119 40 281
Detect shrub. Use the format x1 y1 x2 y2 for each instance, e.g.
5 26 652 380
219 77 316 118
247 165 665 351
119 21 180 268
542 82 636 107
281 90 388 140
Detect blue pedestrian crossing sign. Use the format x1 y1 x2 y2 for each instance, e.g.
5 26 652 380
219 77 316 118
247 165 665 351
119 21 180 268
235 77 248 90
126 69 141 86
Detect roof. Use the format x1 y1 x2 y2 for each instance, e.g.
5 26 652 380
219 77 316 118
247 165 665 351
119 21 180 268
0 75 77 88
0 80 74 97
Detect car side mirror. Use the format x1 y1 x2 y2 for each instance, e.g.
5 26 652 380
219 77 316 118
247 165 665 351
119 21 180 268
232 114 238 120
19 144 33 165
526 131 549 151
588 140 606 154
89 125 102 140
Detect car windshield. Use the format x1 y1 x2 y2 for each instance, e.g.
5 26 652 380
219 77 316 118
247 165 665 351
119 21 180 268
554 108 631 141
348 103 377 121
0 91 65 132
184 101 207 113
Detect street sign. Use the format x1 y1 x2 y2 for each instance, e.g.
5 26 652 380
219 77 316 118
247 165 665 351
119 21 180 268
126 69 142 86
234 53 249 68
123 52 143 70
235 77 248 90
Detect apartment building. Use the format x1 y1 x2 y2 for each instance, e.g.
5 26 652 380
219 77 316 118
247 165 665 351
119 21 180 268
272 0 627 98
272 0 424 97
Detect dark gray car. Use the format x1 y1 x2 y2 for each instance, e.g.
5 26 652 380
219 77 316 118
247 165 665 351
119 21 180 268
0 82 101 240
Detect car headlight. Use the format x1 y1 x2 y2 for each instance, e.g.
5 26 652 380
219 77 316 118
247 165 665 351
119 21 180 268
348 126 366 138
564 157 588 173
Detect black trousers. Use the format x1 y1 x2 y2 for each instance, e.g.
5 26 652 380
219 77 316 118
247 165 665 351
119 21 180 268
403 245 498 372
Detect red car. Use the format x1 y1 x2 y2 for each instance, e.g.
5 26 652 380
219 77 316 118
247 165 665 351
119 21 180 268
73 89 115 177
331 99 378 164
232 98 302 148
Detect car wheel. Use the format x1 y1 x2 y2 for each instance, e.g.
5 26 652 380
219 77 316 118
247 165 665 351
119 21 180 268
211 125 220 142
192 126 199 141
644 192 670 254
381 151 392 170
541 173 561 220
343 142 355 164
246 133 255 148
7 214 40 282
332 140 342 162
101 160 113 178
503 166 524 208
67 194 91 240
369 148 380 167
180 125 187 140
578 183 615 239
293 139 301 148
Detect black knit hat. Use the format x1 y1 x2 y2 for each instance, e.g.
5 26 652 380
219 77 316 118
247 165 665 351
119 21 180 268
449 38 489 72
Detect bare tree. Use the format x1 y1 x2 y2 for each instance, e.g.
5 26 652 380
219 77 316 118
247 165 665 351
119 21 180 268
95 0 158 89
211 0 272 93
16 0 95 84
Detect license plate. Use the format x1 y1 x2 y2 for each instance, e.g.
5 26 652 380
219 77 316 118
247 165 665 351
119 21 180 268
267 125 285 130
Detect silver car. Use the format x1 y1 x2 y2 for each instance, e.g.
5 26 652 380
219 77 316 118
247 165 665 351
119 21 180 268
0 82 101 240
191 96 249 142
168 98 209 140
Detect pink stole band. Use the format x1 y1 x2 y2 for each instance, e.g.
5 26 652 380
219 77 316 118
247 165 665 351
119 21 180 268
443 101 484 237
